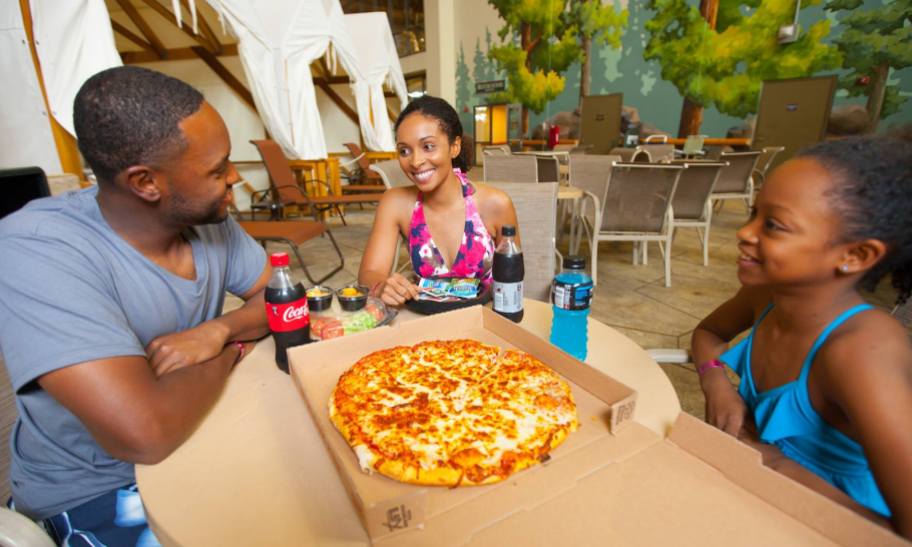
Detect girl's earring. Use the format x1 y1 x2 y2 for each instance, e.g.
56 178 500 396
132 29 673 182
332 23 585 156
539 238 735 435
840 264 850 273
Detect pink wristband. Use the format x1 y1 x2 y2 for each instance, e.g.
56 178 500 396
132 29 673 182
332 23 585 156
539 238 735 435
697 358 725 375
230 340 245 366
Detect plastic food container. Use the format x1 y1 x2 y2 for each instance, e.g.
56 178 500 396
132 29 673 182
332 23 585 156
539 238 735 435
306 285 333 312
310 297 396 341
337 284 368 311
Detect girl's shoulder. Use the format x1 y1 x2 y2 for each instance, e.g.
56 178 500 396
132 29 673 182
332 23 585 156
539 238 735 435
816 306 912 382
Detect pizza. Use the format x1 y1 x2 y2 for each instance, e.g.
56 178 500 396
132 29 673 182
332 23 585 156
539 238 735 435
328 339 578 486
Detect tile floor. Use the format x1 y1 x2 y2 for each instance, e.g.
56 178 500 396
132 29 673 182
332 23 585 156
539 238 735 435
253 189 901 422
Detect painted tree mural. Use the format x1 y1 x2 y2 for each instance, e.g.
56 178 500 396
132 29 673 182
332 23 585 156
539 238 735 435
825 0 912 133
564 0 627 99
487 0 580 135
645 0 842 137
456 45 475 133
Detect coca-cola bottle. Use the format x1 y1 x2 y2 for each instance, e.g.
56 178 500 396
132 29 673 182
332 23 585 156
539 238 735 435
264 252 310 373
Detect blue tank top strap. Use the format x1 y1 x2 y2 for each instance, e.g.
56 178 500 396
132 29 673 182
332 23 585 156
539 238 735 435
797 303 874 383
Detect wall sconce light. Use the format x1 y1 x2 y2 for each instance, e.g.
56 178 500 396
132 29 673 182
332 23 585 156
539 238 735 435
778 0 801 44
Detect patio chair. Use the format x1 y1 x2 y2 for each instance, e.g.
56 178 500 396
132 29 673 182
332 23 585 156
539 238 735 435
482 145 512 156
0 166 50 219
251 139 382 225
638 134 676 163
669 161 727 266
487 182 561 302
369 159 412 188
483 155 538 183
677 134 707 159
710 150 763 212
536 156 560 183
233 204 344 285
567 154 621 253
576 162 685 287
341 142 385 191
752 145 786 188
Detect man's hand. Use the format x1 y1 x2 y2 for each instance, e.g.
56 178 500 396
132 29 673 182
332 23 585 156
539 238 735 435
146 322 229 376
374 273 420 306
702 369 748 437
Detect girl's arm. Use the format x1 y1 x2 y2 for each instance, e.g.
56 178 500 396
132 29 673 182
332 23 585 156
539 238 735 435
358 189 420 306
691 286 767 436
818 314 912 539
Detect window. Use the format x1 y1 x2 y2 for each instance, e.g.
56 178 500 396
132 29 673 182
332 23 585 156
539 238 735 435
341 0 425 57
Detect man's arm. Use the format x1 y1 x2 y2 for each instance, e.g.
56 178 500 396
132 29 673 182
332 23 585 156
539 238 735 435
146 264 271 376
37 342 250 465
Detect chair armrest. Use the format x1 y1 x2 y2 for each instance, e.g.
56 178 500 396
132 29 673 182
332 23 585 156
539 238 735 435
646 348 690 364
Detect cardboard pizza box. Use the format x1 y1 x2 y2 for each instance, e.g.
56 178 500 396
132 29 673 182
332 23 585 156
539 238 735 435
290 306 639 544
289 306 906 546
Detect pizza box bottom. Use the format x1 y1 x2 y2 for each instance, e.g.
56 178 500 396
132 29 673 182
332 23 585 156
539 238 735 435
289 306 904 547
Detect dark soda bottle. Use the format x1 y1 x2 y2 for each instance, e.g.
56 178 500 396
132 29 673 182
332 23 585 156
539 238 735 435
264 252 310 373
492 225 524 322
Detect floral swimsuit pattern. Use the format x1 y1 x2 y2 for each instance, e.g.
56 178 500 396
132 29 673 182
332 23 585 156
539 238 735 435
408 169 495 289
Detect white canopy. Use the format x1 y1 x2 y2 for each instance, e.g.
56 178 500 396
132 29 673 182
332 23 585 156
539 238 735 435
343 12 408 151
208 0 365 160
0 0 120 172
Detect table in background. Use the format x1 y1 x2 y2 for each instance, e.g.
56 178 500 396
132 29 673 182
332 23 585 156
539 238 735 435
136 299 680 546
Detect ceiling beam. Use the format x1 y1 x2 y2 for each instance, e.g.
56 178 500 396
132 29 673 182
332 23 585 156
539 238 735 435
180 0 222 54
315 79 359 125
110 19 154 52
190 46 256 112
114 0 166 59
120 44 238 64
136 0 219 53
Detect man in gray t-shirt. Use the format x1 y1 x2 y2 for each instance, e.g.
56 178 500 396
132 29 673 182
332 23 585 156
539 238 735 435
0 66 270 543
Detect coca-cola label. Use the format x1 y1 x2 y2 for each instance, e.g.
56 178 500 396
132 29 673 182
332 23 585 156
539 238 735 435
265 299 309 332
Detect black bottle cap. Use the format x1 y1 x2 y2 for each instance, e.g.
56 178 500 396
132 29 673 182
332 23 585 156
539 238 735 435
501 225 516 237
565 256 586 270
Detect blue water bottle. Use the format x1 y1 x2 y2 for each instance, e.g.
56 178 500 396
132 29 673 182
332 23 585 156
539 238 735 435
549 256 593 361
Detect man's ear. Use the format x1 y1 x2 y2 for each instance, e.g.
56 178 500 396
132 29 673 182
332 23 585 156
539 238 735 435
839 239 888 275
122 165 162 203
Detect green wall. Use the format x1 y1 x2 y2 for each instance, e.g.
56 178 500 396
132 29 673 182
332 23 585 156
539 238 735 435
454 0 911 138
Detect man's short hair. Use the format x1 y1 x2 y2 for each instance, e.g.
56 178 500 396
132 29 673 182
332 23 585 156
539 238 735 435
73 66 204 184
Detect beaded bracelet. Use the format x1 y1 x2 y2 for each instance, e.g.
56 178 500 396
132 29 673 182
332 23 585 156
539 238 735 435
696 358 725 376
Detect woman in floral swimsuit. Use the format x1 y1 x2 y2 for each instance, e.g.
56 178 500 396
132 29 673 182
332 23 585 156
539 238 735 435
359 95 519 306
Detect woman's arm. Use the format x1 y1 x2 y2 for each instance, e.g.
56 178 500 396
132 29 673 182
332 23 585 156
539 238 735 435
818 315 912 539
476 184 520 245
691 286 767 435
358 189 420 306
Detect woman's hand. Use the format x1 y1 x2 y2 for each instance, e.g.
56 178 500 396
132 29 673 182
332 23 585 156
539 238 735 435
373 273 419 306
701 368 748 437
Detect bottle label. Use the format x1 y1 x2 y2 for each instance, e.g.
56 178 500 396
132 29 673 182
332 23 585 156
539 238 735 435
552 280 593 310
493 281 523 313
265 299 310 332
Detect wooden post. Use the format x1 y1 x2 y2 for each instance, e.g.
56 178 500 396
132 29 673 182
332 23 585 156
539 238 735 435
19 0 83 178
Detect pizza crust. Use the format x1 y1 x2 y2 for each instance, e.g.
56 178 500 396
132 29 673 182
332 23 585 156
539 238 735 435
329 339 579 486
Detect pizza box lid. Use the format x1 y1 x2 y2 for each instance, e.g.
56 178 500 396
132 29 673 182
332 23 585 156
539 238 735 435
290 305 639 543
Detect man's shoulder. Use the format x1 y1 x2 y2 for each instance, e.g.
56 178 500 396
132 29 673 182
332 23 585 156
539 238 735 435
0 188 100 242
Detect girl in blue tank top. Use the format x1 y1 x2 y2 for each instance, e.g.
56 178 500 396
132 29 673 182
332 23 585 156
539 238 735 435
691 137 912 540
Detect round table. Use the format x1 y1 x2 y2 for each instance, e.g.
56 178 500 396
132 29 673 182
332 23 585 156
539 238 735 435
136 299 680 546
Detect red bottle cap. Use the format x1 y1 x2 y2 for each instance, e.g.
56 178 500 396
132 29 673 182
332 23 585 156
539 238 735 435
270 252 290 267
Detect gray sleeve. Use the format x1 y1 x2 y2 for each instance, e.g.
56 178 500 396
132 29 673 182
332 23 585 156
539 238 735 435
0 234 144 392
222 216 267 297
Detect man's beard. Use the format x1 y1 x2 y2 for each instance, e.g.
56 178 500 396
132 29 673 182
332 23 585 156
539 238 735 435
169 192 228 226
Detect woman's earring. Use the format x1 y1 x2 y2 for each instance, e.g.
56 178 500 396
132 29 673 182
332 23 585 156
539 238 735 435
840 264 850 273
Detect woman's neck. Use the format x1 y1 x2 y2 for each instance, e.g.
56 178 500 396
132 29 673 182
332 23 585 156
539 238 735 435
423 168 463 210
767 281 866 333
